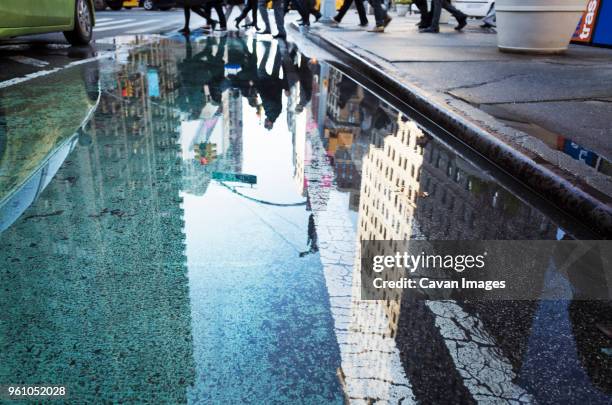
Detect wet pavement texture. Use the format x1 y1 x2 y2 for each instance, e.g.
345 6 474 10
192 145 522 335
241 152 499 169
0 32 611 404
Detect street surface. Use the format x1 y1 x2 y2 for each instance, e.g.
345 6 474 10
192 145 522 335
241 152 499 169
0 6 610 405
0 8 206 85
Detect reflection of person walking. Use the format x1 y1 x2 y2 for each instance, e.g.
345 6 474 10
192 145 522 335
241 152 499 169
299 214 319 257
420 0 467 33
367 0 392 33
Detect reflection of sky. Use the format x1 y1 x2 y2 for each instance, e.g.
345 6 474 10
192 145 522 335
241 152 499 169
182 95 343 403
239 97 306 204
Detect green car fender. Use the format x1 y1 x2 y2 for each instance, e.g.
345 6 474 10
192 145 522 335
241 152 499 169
0 0 95 38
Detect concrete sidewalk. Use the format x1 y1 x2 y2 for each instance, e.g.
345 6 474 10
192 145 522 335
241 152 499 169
299 12 612 233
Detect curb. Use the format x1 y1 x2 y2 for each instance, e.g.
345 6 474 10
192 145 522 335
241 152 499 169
293 23 612 238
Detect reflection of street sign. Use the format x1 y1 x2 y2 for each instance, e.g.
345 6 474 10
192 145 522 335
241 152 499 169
212 172 257 185
225 64 242 75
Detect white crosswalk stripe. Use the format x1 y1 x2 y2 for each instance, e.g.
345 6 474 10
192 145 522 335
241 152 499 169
128 20 182 34
95 19 162 32
96 17 113 22
95 18 134 27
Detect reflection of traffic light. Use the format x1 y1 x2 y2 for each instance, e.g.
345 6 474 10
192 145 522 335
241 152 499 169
121 80 134 98
195 142 217 165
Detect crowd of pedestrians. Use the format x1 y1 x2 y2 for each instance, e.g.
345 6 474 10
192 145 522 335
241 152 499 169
178 0 322 38
178 0 492 37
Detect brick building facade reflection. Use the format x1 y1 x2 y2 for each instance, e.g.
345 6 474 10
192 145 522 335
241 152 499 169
312 67 609 403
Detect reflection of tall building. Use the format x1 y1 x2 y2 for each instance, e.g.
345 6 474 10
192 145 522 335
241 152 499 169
224 89 243 174
324 70 369 212
311 67 604 403
355 110 564 403
0 41 195 403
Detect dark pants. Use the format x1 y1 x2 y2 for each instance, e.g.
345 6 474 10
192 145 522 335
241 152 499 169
368 0 387 26
430 0 466 28
259 0 285 35
291 0 319 24
412 0 430 25
236 0 258 25
205 0 227 28
335 0 368 25
183 6 213 28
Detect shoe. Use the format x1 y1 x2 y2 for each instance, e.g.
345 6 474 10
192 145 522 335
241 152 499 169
243 22 259 29
299 21 310 26
368 25 385 33
217 26 227 31
480 22 493 28
419 26 439 33
455 16 467 31
178 27 190 34
203 20 218 30
383 15 392 27
258 29 272 34
273 33 286 39
234 18 242 29
314 13 321 22
358 22 368 27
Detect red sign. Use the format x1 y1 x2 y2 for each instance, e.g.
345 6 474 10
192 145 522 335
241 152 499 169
573 0 601 43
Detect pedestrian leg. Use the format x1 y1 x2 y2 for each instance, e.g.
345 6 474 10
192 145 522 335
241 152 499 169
421 0 440 32
412 0 430 28
213 1 228 29
367 0 390 32
355 0 368 25
258 0 272 32
442 0 467 30
273 0 286 37
334 0 354 23
180 6 191 32
249 0 258 25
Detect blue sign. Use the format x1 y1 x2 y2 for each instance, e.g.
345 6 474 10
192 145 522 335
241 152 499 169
147 68 160 98
563 140 599 168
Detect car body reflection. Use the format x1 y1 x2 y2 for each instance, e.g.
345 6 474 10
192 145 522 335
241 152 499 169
0 63 100 232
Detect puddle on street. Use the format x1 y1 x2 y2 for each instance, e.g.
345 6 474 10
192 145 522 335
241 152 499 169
0 33 610 404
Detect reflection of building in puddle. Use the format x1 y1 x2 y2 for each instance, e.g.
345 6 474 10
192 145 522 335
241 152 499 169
0 62 195 401
309 67 571 400
357 114 544 403
288 83 309 197
305 107 416 403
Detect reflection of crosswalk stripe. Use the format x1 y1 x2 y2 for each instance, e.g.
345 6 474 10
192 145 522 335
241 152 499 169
95 19 161 32
8 55 50 67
